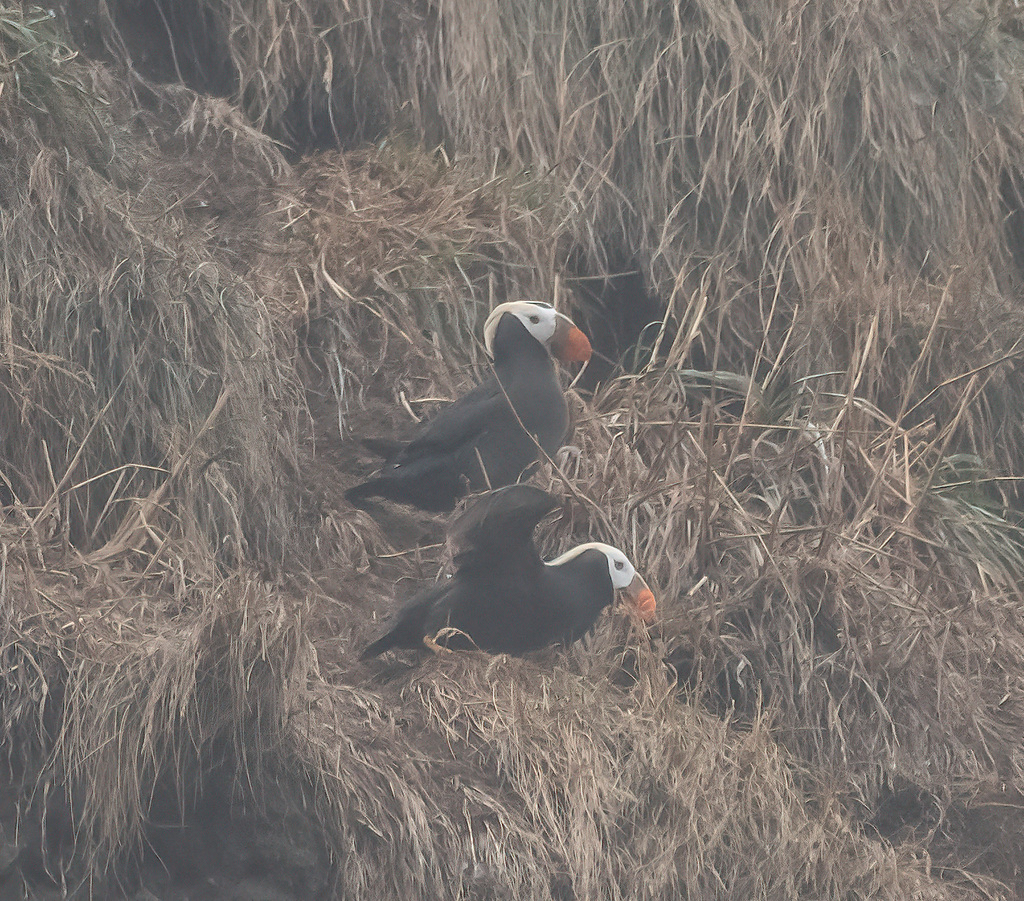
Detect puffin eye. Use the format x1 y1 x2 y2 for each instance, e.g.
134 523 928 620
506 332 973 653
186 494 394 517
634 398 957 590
529 314 540 324
614 560 625 570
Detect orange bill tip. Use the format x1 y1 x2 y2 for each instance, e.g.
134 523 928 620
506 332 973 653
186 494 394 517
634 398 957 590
635 588 657 623
556 325 592 364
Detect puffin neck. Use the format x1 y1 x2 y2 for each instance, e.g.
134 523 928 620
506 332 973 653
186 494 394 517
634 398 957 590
545 547 615 611
491 314 552 371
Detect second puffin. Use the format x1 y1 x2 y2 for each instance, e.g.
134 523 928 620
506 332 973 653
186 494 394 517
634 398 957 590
360 485 656 659
346 301 592 512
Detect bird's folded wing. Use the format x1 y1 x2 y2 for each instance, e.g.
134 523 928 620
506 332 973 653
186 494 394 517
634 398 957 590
397 378 504 461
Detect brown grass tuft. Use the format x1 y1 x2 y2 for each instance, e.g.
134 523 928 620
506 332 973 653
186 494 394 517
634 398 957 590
0 7 304 564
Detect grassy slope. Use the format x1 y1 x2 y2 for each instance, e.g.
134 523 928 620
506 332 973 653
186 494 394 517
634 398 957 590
2 1 1024 898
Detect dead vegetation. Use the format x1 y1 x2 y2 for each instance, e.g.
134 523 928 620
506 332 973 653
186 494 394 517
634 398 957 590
3 0 1024 898
0 6 306 566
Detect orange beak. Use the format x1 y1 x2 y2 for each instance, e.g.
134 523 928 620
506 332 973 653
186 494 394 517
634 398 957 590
551 315 592 364
620 572 657 623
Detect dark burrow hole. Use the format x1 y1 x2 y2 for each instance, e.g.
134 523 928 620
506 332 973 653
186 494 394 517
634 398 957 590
57 0 391 153
865 779 940 843
1000 168 1024 283
566 255 668 391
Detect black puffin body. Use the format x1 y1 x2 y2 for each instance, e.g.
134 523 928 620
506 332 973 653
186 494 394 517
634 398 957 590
360 486 656 659
346 302 592 512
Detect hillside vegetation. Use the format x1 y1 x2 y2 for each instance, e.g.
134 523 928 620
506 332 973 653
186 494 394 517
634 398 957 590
3 1 1024 898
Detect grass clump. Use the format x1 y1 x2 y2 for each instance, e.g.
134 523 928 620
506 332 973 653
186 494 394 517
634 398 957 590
0 4 304 564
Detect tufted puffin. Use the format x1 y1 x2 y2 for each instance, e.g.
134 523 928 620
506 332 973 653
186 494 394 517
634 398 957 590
359 485 656 659
346 301 592 512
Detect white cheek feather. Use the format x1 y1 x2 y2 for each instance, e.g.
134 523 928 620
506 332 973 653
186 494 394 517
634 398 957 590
518 309 557 345
601 553 634 590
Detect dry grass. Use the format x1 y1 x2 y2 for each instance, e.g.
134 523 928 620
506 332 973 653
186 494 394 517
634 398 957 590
0 6 305 564
95 0 1024 484
427 0 1024 490
3 1 1024 899
6 522 994 899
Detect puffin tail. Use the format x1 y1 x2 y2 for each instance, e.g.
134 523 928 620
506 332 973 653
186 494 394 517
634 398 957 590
345 479 382 507
346 470 461 513
360 631 397 661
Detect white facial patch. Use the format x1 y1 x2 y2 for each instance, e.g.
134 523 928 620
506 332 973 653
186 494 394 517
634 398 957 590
546 541 637 590
483 301 559 357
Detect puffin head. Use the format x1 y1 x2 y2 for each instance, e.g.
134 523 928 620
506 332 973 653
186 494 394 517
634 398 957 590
547 542 657 622
483 301 592 364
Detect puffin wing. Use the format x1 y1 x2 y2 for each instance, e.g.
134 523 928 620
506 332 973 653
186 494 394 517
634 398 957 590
397 378 505 462
431 485 560 652
451 484 558 574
